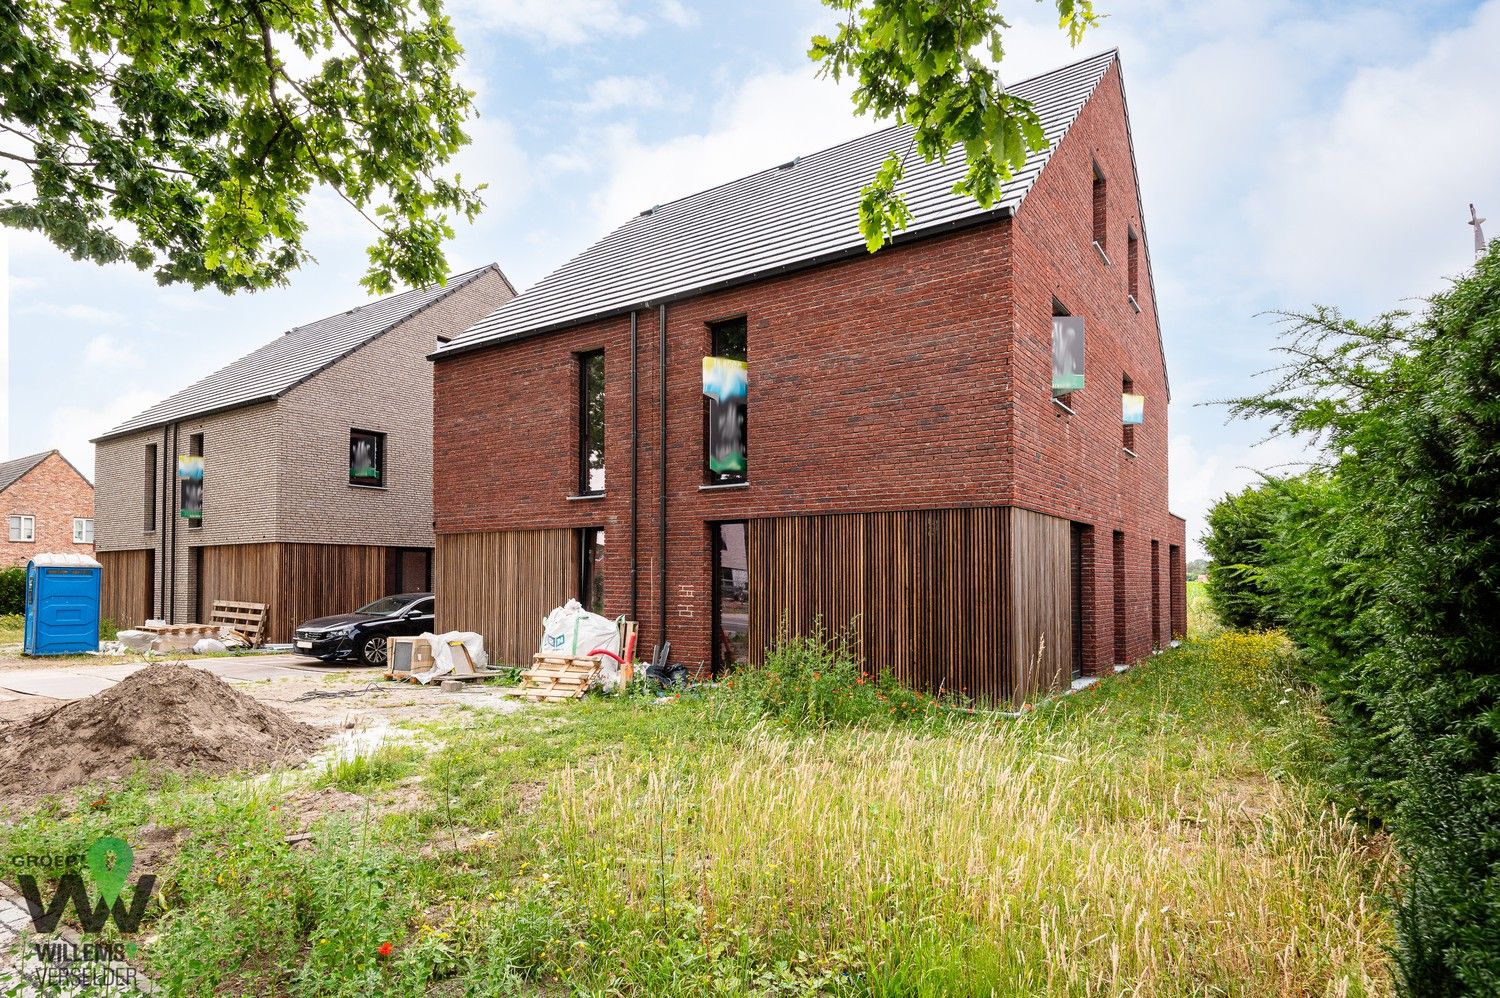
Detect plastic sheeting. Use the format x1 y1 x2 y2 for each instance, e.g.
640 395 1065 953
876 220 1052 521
540 599 623 686
410 631 489 685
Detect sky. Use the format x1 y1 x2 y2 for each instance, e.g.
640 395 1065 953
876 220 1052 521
3 0 1498 560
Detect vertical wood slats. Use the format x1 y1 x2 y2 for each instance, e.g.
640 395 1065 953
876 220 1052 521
98 549 153 628
435 529 577 668
746 507 1072 704
195 542 391 644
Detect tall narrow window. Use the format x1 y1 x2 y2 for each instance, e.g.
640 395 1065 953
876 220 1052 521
705 318 748 484
579 527 606 614
144 444 158 532
578 350 605 494
1051 299 1083 402
1092 164 1107 252
1112 530 1127 665
712 521 750 676
1121 374 1137 453
181 432 205 527
349 429 386 488
1127 228 1140 302
1151 540 1162 649
1169 544 1183 640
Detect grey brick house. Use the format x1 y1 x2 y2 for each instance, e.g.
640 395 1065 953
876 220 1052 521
92 265 514 642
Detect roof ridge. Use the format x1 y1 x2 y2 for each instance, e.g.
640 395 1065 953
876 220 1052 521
625 49 1119 221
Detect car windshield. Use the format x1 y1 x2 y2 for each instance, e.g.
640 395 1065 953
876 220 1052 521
355 596 414 616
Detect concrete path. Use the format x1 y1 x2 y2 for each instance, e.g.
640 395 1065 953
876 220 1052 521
0 655 370 702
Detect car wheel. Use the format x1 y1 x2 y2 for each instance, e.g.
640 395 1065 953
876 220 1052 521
360 635 388 667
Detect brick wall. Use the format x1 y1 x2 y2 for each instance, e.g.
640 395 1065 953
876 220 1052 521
92 268 514 622
277 268 513 548
433 62 1184 678
1008 60 1186 669
0 452 94 567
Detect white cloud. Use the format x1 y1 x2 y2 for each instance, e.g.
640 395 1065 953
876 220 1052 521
21 302 121 324
1169 431 1315 560
449 0 646 46
576 75 668 115
82 334 142 369
1251 1 1500 308
590 66 866 233
656 0 698 28
47 389 164 481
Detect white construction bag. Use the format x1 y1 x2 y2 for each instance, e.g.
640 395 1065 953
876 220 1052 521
539 600 623 685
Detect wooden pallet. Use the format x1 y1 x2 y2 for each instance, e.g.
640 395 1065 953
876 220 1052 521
209 600 268 646
499 654 601 702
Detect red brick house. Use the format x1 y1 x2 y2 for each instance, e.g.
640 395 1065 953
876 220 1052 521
0 450 95 567
431 50 1186 699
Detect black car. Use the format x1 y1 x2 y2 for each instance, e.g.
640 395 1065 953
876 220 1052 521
293 593 435 665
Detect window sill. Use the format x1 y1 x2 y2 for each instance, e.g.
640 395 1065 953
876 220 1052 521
1093 240 1111 265
1122 447 1138 459
349 482 388 491
567 492 606 501
699 481 749 492
1052 396 1076 416
1127 294 1141 314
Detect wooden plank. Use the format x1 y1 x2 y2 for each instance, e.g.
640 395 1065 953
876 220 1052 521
435 528 576 669
98 549 153 629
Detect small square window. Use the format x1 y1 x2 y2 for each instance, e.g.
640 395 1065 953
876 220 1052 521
8 515 35 543
350 429 386 488
73 518 94 544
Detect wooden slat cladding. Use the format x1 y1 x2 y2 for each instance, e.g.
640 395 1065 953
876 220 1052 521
196 542 391 643
98 549 153 628
747 508 1011 702
1005 508 1073 698
745 506 1074 703
435 529 577 668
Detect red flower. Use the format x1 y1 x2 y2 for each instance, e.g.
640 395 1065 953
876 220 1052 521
378 941 393 957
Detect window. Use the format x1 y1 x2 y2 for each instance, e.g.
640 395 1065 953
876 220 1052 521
712 521 750 676
579 527 606 614
1151 540 1162 650
578 351 605 494
705 317 748 484
144 443 158 532
1112 531 1127 665
1127 228 1140 303
1121 374 1137 453
1051 299 1084 402
73 518 94 544
8 515 35 543
1092 164 1107 253
184 432 205 527
349 429 385 488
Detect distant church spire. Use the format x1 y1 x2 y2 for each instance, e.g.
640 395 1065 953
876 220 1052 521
1471 203 1488 259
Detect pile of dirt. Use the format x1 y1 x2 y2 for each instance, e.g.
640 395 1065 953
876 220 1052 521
0 664 326 803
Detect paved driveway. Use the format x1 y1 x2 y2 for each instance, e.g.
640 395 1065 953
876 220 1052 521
0 655 363 701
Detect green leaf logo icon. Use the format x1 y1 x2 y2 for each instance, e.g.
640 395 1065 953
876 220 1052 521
86 837 134 907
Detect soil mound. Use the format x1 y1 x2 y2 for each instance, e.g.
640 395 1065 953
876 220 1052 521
0 664 325 803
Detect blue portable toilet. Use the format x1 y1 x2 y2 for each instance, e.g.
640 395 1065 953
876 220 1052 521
24 553 103 656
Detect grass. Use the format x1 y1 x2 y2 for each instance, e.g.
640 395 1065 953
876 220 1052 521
0 612 22 646
0 627 1394 995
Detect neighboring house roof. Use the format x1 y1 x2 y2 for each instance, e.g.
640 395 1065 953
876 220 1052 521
436 50 1118 358
0 451 52 494
95 264 511 441
0 449 93 494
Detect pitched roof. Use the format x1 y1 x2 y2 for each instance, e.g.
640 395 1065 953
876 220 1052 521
436 50 1118 358
95 265 509 441
0 451 53 494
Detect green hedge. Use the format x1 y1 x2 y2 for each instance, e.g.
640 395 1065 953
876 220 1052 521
0 567 22 616
1209 243 1500 995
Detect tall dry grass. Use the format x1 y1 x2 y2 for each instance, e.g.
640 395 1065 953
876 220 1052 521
531 635 1393 995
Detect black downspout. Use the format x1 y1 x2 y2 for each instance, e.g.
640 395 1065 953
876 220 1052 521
657 304 668 648
168 423 179 623
629 310 640 622
159 426 169 620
